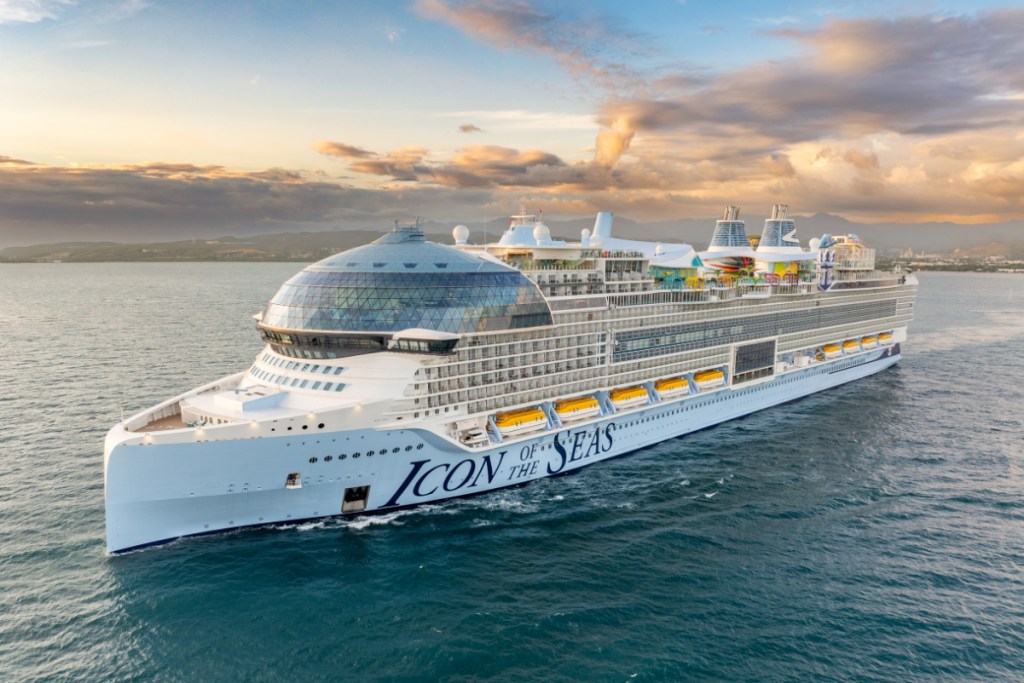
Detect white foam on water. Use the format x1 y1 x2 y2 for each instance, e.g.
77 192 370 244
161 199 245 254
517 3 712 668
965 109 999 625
912 309 1024 354
342 510 413 531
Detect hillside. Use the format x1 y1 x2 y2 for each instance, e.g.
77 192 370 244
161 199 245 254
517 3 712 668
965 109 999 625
3 215 1023 262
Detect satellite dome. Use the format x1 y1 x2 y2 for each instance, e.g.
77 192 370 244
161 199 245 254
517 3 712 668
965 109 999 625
533 222 551 243
453 224 470 245
808 237 821 251
655 244 665 256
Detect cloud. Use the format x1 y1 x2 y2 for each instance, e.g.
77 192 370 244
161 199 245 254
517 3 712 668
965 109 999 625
440 109 595 131
547 10 1024 220
0 158 488 247
0 155 35 165
842 150 879 171
314 140 375 159
753 15 799 26
0 0 71 24
602 11 1024 144
349 145 429 181
63 40 113 50
321 141 574 188
414 0 650 87
459 124 483 133
594 117 634 168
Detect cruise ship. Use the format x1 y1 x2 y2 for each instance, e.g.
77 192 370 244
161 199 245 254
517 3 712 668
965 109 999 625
104 205 916 553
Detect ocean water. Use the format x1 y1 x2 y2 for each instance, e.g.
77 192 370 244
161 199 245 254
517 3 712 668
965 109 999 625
1 266 1023 682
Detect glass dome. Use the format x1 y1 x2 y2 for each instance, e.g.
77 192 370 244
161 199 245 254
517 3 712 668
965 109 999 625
261 225 553 334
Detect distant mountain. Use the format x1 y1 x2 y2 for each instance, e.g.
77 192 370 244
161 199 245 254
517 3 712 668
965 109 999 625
0 231 445 263
3 214 1023 262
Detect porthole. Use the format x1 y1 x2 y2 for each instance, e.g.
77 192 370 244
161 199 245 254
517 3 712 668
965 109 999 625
405 445 413 451
318 423 325 429
392 448 400 454
353 452 361 458
287 426 293 431
416 444 424 450
325 456 333 462
309 457 318 463
339 454 347 460
367 450 375 457
302 425 309 430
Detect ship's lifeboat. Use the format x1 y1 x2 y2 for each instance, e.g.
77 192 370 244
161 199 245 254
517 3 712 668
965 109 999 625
609 386 649 409
693 369 725 390
860 336 878 350
554 396 601 422
822 344 842 359
878 332 893 345
655 377 690 398
460 428 488 445
494 408 548 436
842 340 861 353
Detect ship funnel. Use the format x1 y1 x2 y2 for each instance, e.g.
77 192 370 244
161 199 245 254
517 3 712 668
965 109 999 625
593 211 614 238
707 205 749 250
758 204 800 249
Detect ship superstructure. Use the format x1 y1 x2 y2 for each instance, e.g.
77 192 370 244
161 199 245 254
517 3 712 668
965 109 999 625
104 207 916 553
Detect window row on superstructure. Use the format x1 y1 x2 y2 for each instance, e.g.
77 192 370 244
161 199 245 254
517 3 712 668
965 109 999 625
407 285 913 418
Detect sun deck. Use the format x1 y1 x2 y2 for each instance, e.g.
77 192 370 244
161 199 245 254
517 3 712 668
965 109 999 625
136 412 188 432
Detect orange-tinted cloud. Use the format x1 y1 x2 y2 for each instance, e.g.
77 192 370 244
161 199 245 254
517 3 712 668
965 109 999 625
414 0 649 87
314 141 375 159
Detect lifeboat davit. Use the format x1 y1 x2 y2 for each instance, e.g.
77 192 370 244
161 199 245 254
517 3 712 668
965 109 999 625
878 332 893 345
842 340 861 353
609 386 649 409
494 408 548 436
554 396 600 422
860 336 878 350
822 344 842 359
655 377 690 398
693 370 725 390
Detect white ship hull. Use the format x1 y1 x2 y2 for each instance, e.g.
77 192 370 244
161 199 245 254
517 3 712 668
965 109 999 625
105 345 900 553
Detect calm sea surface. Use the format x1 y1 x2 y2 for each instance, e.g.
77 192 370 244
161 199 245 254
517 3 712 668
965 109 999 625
1 266 1023 682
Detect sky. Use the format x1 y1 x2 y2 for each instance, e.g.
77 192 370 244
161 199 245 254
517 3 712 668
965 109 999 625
2 0 1024 245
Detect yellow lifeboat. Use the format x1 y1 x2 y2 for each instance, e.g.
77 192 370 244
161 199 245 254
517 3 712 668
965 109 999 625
842 340 861 353
609 386 649 408
494 407 548 436
860 336 878 350
822 343 842 359
878 332 893 345
693 369 725 389
655 377 690 398
554 396 601 422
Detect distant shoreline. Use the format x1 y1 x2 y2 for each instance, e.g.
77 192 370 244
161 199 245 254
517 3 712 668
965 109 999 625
2 258 1020 274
